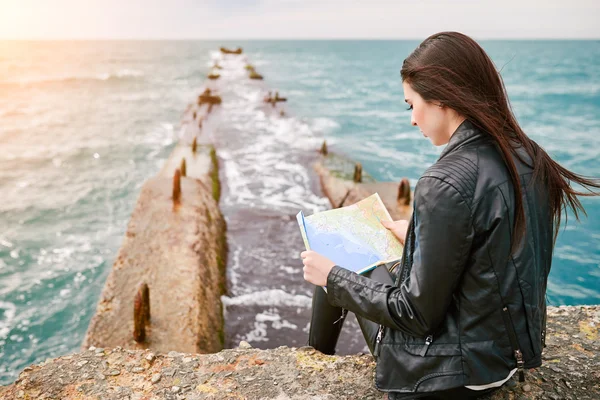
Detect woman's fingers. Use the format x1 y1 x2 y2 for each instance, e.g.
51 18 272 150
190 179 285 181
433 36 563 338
300 251 334 286
301 253 312 281
381 219 409 245
381 219 407 228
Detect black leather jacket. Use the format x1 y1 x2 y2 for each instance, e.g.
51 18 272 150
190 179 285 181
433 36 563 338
326 120 552 394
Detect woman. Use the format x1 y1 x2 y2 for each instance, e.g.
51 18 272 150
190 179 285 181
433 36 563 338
300 32 600 399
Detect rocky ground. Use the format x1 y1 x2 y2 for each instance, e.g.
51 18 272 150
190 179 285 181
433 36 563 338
1 306 598 399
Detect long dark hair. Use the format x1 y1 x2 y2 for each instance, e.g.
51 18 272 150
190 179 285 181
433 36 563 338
401 31 600 249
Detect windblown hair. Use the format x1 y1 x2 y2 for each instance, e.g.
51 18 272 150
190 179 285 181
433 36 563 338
401 32 600 249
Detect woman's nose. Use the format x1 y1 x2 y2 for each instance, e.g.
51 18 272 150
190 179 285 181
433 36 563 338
411 117 417 127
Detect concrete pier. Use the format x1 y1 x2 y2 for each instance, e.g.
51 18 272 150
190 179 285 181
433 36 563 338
82 85 227 354
315 152 413 221
82 146 227 354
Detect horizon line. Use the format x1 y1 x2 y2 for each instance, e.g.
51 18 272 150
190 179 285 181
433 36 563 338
1 37 599 41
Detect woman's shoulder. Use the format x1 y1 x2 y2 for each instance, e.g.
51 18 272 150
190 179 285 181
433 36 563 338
418 142 512 209
420 151 479 202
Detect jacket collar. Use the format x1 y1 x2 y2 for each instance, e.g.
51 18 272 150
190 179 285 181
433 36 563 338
439 119 484 160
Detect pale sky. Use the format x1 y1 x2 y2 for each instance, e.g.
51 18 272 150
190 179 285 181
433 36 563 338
1 0 599 40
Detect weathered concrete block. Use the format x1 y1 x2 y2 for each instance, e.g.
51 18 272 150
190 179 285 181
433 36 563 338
315 153 413 220
4 306 599 399
81 170 227 354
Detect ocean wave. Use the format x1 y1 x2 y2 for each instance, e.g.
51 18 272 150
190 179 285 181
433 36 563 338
554 245 599 265
254 310 298 330
234 309 300 343
351 109 402 119
0 69 145 86
310 117 340 133
221 289 312 308
115 92 163 102
506 82 600 96
547 280 600 303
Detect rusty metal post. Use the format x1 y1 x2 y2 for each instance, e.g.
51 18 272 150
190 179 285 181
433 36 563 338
353 163 362 183
173 169 182 203
320 140 328 156
141 283 150 323
398 178 411 206
133 288 145 342
180 158 187 177
337 189 351 208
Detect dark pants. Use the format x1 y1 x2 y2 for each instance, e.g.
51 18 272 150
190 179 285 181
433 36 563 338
308 265 391 355
308 265 501 400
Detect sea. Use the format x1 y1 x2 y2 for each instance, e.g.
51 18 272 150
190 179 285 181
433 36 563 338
0 40 599 385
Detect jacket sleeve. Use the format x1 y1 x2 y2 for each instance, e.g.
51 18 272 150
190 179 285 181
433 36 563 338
326 176 474 337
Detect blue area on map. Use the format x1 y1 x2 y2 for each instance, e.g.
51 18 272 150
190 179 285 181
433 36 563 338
300 213 381 274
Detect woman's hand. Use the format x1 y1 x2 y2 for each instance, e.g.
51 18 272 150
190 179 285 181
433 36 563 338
301 250 336 286
381 219 409 245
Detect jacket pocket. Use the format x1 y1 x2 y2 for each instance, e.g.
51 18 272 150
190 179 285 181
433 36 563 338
375 342 463 392
404 337 461 357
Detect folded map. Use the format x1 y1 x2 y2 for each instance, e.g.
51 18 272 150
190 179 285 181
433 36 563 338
296 193 404 276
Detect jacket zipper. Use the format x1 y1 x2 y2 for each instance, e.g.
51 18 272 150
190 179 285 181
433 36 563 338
375 330 434 358
382 233 408 357
412 370 462 392
541 305 547 348
374 259 406 358
374 325 385 357
333 308 348 325
378 215 415 359
501 306 525 382
395 213 416 286
412 370 463 392
419 335 433 357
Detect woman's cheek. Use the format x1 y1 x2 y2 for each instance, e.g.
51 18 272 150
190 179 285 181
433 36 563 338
416 109 427 131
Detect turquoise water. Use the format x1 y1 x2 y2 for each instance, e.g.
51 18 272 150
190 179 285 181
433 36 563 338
0 40 599 384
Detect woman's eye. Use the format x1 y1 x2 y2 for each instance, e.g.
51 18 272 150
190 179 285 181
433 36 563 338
406 105 413 111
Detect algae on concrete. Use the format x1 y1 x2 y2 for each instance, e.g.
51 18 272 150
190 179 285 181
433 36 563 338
210 145 221 203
